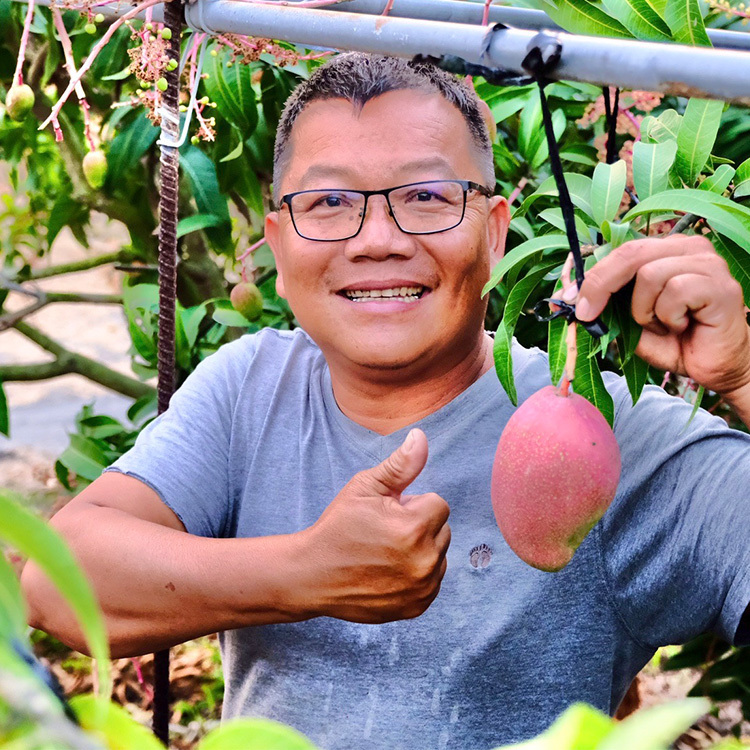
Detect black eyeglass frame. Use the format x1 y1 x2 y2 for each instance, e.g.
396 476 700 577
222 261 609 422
278 179 494 242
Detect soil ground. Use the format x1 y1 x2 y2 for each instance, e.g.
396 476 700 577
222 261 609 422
2 215 748 748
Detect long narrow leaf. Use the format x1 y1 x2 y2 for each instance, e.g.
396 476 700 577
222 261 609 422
494 263 558 405
601 0 671 39
483 235 569 296
591 160 628 228
674 99 724 186
632 140 677 200
664 0 711 45
573 329 615 426
0 491 111 698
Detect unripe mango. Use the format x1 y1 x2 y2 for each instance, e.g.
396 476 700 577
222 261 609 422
230 281 263 321
82 150 107 189
491 385 621 572
6 84 35 122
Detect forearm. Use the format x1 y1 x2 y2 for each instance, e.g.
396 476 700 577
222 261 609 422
20 505 315 658
721 381 750 430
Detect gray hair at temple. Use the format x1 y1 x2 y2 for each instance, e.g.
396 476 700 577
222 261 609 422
272 52 496 202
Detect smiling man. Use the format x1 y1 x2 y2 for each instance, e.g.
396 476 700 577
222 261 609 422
21 53 750 749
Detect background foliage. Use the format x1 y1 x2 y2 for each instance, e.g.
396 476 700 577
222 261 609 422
1 0 750 745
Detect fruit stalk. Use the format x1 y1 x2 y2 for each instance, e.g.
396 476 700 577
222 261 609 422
12 0 35 87
50 5 95 149
39 0 166 135
559 321 578 397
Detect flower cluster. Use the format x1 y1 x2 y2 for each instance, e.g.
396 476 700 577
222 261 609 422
710 0 750 21
577 89 664 140
217 34 300 66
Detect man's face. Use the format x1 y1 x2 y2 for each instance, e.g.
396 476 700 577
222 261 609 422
265 89 509 375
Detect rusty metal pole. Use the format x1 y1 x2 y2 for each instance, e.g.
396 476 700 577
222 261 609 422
153 0 184 743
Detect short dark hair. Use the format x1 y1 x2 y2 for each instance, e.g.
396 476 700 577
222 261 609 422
272 52 495 199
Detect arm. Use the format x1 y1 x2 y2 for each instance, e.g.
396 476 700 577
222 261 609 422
21 472 314 658
21 430 449 658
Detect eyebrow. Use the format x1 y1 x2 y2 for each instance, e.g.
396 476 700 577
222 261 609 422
297 157 460 189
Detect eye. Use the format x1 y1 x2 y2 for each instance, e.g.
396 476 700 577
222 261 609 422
414 190 438 202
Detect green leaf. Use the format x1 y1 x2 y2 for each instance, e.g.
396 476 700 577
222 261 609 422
71 694 164 750
711 233 750 306
664 0 711 46
601 220 632 249
599 698 710 750
57 434 109 481
176 213 223 239
220 135 244 163
537 208 592 243
641 109 682 144
734 157 750 198
483 235 569 296
699 164 735 194
78 415 126 440
486 88 533 123
632 140 678 200
548 315 568 386
101 64 133 81
493 263 558 406
623 189 750 251
127 392 158 426
622 353 649 405
47 194 89 250
559 144 599 167
600 0 671 39
573 329 615 427
674 99 724 186
540 0 632 37
105 113 159 188
212 301 254 328
180 146 232 252
518 96 565 170
203 46 259 133
0 379 8 438
514 173 594 221
591 160 627 228
0 550 25 640
681 384 705 432
198 718 317 750
0 490 111 696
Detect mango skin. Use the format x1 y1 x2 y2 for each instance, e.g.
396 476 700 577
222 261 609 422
230 281 263 322
491 385 621 572
6 84 35 121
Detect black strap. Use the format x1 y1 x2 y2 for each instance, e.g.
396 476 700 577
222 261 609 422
603 86 620 165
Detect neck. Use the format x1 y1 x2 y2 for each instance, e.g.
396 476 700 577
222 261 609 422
327 332 495 434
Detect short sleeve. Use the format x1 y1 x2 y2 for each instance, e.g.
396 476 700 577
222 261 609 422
598 377 750 648
104 335 257 538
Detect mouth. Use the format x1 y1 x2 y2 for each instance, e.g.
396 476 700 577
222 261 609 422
337 284 430 303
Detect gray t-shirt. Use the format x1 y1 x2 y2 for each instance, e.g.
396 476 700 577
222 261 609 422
106 328 750 750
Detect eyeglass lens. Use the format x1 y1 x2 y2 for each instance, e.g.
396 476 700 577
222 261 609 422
289 181 467 240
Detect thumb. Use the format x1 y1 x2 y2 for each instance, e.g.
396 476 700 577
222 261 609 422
365 428 428 497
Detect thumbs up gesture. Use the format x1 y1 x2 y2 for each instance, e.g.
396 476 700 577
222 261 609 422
302 429 451 623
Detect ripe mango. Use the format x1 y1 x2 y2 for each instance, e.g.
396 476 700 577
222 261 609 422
230 281 263 321
491 385 621 572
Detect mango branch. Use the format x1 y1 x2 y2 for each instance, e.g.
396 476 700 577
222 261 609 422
13 0 35 86
39 0 167 135
13 250 136 282
0 290 123 331
50 3 95 149
7 321 155 400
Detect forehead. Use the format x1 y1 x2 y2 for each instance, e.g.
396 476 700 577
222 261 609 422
282 89 483 192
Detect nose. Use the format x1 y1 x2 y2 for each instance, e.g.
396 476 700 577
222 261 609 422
343 195 417 262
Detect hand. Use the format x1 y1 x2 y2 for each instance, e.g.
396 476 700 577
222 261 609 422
572 236 750 396
302 428 451 623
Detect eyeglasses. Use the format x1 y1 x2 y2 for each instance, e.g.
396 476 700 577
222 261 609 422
279 180 493 242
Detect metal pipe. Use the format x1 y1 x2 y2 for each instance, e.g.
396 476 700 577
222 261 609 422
182 1 750 105
279 0 750 52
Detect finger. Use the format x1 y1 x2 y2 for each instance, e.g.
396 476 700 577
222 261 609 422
634 328 682 372
363 428 428 497
575 236 713 321
653 274 727 334
403 492 451 534
630 255 724 332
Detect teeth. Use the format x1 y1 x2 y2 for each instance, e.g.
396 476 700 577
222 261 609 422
344 286 424 300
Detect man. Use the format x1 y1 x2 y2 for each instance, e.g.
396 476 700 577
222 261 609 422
21 53 750 749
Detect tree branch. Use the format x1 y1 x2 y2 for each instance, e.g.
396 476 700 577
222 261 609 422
10 321 155 400
15 250 134 281
0 291 123 331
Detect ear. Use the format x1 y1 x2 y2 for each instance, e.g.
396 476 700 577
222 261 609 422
264 210 287 300
487 195 510 267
